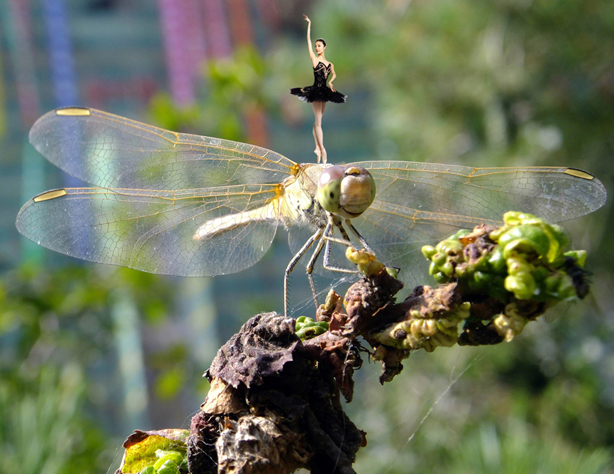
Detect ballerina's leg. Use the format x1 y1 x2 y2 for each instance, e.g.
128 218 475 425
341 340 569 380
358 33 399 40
320 102 327 163
312 101 326 164
312 122 321 160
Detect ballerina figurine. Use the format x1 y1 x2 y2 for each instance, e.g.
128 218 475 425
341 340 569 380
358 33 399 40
290 14 347 164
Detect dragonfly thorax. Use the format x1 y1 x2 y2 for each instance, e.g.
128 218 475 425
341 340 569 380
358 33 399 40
317 165 376 219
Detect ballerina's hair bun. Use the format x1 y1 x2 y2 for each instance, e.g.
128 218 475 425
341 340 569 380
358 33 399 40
315 38 327 46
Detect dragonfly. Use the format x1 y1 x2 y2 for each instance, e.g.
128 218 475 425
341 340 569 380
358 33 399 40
16 107 607 315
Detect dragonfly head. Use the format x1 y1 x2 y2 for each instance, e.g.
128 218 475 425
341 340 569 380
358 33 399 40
317 165 376 218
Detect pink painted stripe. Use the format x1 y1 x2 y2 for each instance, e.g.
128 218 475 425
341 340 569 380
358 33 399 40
8 0 41 126
256 0 280 30
201 0 232 58
184 0 207 83
158 0 195 105
226 0 254 47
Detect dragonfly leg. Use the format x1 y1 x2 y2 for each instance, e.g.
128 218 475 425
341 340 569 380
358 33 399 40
321 220 360 274
322 235 355 247
346 220 375 254
307 273 319 309
317 219 356 251
284 227 323 316
304 219 357 310
294 222 332 311
301 217 369 312
322 237 361 274
305 220 332 274
335 219 351 241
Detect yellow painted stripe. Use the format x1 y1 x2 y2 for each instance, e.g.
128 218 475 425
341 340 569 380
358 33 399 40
56 107 91 116
564 168 595 180
33 189 68 202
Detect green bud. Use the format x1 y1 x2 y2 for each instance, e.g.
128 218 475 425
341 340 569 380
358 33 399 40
295 316 329 339
433 252 448 265
531 266 549 282
157 460 180 474
455 264 468 277
544 273 563 293
436 239 464 255
421 245 436 259
499 225 550 258
459 301 471 314
548 224 570 257
468 277 483 292
386 266 399 278
296 326 328 339
473 271 490 286
501 212 522 226
489 275 509 299
451 229 472 240
487 248 506 273
506 256 533 275
494 304 527 342
544 274 576 300
154 453 184 471
433 272 448 283
505 273 536 300
441 261 454 277
489 225 510 242
470 254 489 271
503 211 539 226
140 467 156 474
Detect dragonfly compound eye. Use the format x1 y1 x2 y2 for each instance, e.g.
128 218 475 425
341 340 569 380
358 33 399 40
317 165 345 213
338 167 376 217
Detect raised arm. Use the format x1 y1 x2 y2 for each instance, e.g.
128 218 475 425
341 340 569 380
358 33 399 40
304 15 318 67
328 63 337 91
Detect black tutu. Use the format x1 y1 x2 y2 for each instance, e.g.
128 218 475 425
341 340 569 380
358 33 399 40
290 61 347 104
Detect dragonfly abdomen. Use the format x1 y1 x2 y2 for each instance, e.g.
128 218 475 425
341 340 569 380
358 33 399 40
193 200 280 242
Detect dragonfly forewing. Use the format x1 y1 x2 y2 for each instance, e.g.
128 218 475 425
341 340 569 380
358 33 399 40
29 107 296 190
355 162 606 222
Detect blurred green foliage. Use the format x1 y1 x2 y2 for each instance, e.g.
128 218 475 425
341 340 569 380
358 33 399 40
443 419 611 473
0 366 106 474
0 263 175 472
149 46 275 141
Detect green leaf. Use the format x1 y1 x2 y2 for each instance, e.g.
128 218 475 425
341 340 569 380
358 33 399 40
119 430 189 474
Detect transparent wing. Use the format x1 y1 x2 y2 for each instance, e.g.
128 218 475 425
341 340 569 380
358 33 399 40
16 185 282 277
355 162 607 222
29 107 296 189
344 162 607 287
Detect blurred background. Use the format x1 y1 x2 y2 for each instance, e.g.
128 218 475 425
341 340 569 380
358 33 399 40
0 0 613 472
